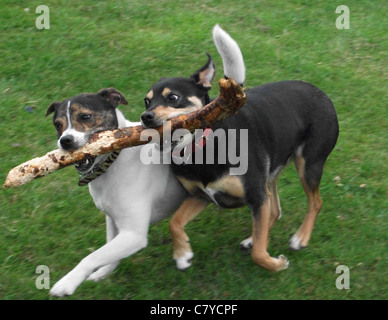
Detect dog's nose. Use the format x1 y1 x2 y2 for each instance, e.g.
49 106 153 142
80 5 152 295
60 135 75 150
141 111 156 126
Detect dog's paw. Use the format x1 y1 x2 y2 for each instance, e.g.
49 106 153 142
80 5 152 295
289 234 307 251
50 277 78 297
239 236 253 250
175 251 194 271
277 254 290 271
49 270 86 297
87 264 117 282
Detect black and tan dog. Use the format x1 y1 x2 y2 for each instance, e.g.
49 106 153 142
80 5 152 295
141 25 339 272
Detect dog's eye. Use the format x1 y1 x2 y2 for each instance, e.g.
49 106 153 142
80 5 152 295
168 94 179 102
54 121 62 130
80 114 92 121
144 98 150 107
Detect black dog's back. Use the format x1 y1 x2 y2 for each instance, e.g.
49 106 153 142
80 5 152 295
225 80 338 205
177 80 339 190
233 80 339 172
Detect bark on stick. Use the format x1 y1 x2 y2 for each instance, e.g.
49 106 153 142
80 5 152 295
3 78 246 189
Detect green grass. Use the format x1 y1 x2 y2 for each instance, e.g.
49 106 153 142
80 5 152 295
0 0 387 300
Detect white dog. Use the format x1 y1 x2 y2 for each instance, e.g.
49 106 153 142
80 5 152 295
45 88 186 296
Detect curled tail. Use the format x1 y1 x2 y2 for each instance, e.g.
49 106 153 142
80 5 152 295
212 24 246 86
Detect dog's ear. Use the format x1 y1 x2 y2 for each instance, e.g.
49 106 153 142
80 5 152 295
190 53 215 90
98 88 128 107
46 101 61 117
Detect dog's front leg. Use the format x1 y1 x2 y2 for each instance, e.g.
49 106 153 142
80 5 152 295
169 196 208 270
87 215 119 281
50 230 147 297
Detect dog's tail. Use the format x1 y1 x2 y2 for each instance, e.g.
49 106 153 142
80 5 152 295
212 24 245 86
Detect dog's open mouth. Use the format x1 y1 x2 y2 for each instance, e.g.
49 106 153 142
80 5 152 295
74 155 96 173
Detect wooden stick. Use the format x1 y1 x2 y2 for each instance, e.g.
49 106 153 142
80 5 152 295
3 78 246 189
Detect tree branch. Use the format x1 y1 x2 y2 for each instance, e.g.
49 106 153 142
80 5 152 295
3 78 246 189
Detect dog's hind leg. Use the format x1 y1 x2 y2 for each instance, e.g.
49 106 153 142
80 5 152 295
269 175 282 229
240 176 282 251
289 91 338 250
289 153 323 250
169 196 208 270
250 186 289 272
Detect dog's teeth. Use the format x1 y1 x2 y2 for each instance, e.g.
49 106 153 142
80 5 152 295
85 159 90 164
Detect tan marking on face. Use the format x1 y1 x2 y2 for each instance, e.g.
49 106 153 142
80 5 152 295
152 105 203 122
207 175 245 198
188 96 203 108
162 88 171 96
54 116 67 136
69 104 107 134
146 90 154 100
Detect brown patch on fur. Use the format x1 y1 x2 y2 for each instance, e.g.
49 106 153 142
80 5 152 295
146 90 154 100
162 88 171 97
169 196 208 260
293 154 323 248
268 175 281 230
177 176 204 194
188 96 203 108
207 175 245 198
251 187 289 272
54 116 67 136
70 104 116 133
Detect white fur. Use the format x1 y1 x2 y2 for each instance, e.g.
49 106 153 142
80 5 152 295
289 235 303 251
240 236 253 250
50 109 187 297
212 24 246 85
175 251 194 270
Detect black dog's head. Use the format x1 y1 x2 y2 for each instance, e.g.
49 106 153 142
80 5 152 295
46 88 127 151
141 54 215 128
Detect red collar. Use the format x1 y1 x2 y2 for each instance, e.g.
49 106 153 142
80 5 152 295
193 128 212 151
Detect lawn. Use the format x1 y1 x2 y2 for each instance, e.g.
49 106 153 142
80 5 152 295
0 0 386 300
